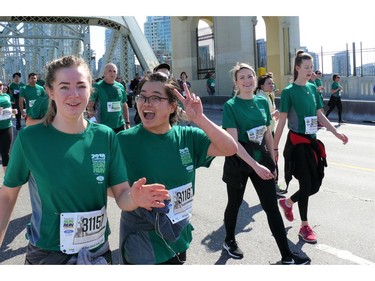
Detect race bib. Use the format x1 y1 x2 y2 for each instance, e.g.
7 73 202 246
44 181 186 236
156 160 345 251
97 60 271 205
0 107 12 120
60 206 107 254
166 183 193 224
246 125 267 145
107 101 121 112
304 116 318 134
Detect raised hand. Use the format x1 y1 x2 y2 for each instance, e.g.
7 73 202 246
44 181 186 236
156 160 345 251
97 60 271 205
173 82 203 121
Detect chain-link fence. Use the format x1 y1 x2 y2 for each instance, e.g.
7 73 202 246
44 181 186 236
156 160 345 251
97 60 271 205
310 42 375 77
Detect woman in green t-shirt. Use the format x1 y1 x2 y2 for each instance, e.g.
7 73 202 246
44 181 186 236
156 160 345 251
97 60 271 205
0 81 18 173
326 73 345 123
273 51 349 245
117 73 237 265
0 55 169 265
221 62 311 265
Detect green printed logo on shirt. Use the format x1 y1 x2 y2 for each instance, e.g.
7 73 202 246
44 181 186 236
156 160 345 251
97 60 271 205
179 147 193 172
92 153 106 176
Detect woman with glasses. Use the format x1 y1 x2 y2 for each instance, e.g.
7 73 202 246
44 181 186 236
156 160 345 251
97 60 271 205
116 72 237 264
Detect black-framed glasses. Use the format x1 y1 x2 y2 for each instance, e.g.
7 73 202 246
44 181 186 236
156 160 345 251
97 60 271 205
135 94 169 106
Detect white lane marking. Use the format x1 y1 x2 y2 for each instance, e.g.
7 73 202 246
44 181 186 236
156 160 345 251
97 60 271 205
316 244 375 265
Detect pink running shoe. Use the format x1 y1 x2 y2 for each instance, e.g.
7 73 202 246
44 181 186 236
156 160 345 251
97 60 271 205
278 198 294 222
299 225 317 244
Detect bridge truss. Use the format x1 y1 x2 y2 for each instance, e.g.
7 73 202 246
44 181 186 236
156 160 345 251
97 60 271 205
0 16 158 83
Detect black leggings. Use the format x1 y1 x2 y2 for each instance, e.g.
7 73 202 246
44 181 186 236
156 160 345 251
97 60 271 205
224 171 291 259
12 100 22 129
326 97 343 122
0 127 12 167
289 145 321 222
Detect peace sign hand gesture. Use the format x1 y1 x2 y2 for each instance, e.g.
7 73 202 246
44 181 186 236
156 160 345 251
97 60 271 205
173 82 203 122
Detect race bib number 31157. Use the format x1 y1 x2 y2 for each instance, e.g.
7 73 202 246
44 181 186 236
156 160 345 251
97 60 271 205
60 206 107 254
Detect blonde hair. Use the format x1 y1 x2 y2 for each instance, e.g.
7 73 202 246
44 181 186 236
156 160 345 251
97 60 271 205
229 62 256 95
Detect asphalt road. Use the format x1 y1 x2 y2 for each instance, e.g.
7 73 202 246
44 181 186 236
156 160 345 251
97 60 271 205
1 108 374 279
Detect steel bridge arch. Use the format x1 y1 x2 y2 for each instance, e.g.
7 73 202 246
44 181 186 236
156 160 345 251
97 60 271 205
0 16 158 83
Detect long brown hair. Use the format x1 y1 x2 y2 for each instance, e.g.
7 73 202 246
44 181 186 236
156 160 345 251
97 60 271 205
43 55 92 125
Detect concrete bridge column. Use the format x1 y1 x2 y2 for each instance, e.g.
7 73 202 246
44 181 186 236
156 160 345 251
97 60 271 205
171 16 301 98
213 16 257 96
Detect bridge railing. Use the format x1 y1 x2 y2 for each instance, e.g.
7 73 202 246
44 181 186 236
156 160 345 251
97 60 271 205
321 76 375 101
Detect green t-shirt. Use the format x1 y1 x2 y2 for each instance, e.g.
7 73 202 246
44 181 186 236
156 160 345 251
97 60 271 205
222 95 271 140
222 95 271 162
117 124 214 264
331 81 341 97
314 78 324 101
4 121 128 252
279 83 324 135
90 80 128 129
27 95 49 119
0 93 13 129
9 82 25 100
20 84 47 114
315 78 323 88
206 77 215 92
36 79 45 88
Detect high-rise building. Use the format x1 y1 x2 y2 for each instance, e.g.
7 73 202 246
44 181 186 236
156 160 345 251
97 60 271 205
332 51 351 76
310 52 320 72
144 16 172 66
356 62 375 76
256 38 267 68
300 47 320 72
